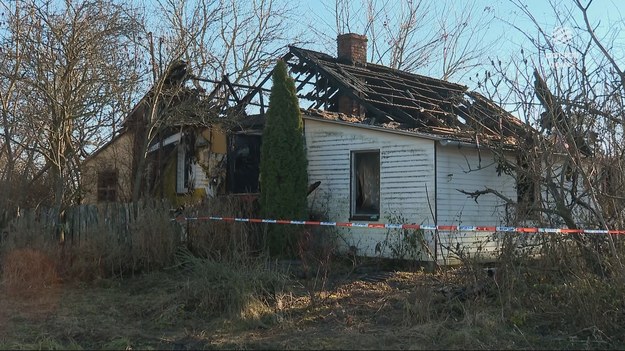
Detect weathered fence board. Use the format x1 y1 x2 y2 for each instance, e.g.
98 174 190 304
2 203 163 246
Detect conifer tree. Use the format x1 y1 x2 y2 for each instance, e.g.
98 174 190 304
260 60 308 257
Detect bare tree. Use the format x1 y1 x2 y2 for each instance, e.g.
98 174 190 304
467 0 625 275
0 2 28 217
309 0 497 80
153 0 301 86
0 0 145 235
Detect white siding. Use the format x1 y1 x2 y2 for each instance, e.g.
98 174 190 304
305 119 436 258
435 144 517 263
177 143 210 195
304 118 519 263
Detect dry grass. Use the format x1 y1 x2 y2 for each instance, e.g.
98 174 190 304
1 202 625 349
1 201 193 283
0 260 624 350
1 248 61 295
186 196 263 259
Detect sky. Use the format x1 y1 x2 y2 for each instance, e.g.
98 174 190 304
133 0 625 85
294 0 625 80
298 0 625 43
130 0 625 118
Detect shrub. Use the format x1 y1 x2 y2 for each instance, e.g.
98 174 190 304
259 59 308 258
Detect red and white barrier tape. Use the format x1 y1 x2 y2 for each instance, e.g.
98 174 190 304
172 215 624 235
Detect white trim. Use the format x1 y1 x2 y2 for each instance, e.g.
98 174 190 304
176 143 188 193
148 132 182 153
302 115 445 141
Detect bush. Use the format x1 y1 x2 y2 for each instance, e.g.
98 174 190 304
259 60 308 258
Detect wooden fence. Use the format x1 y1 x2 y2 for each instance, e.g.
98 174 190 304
2 202 177 247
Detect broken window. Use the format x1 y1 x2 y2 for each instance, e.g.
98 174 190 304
516 156 539 218
97 169 118 202
227 134 262 194
351 150 380 220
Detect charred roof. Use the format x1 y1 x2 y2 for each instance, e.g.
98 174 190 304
119 35 532 147
281 45 529 146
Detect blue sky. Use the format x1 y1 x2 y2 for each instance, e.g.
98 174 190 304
298 0 625 41
131 0 624 118
295 0 625 74
283 0 624 122
135 0 625 84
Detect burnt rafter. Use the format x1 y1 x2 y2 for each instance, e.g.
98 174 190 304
279 45 526 145
193 44 529 147
313 91 338 110
295 71 316 91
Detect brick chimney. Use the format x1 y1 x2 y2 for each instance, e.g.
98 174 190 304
337 33 367 116
337 33 368 64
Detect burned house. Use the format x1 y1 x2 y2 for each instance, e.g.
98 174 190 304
81 62 264 206
275 34 531 262
83 33 536 263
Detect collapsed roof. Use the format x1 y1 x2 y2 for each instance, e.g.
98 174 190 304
120 34 532 147
279 45 528 146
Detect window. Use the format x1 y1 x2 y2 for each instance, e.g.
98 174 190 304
600 163 620 195
516 172 535 204
97 169 118 202
516 157 539 218
227 134 261 194
351 150 380 220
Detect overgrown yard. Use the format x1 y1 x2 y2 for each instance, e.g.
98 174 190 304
2 203 625 349
1 253 624 350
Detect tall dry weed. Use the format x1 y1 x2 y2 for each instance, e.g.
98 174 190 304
493 232 625 345
168 248 286 322
185 195 262 259
0 201 181 283
1 248 60 294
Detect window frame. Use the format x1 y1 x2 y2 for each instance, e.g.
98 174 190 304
176 143 191 194
350 149 381 221
97 169 118 202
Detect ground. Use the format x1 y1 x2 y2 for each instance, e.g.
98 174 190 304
0 262 617 350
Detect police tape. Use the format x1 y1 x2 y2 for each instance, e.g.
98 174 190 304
172 215 625 235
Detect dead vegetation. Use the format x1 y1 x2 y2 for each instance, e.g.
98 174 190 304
1 201 625 350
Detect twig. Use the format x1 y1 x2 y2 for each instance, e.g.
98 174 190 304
513 323 534 349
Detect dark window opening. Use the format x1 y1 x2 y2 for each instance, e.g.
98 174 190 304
516 158 539 218
351 150 380 220
97 169 118 202
600 164 622 195
227 134 261 194
565 164 574 182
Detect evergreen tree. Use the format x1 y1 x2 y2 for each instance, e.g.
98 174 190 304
260 60 308 257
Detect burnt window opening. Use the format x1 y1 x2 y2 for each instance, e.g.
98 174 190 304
97 169 118 202
227 134 261 194
516 158 539 218
351 150 380 221
565 164 574 182
600 163 623 195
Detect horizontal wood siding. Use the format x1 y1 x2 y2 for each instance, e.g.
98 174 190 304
305 119 435 258
435 144 516 263
192 162 210 191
